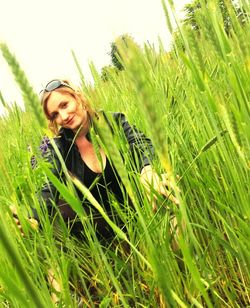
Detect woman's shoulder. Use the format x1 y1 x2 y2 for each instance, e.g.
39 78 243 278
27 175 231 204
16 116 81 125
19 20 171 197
96 110 126 123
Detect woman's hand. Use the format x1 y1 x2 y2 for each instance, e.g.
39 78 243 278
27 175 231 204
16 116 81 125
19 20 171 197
10 205 39 236
140 165 180 211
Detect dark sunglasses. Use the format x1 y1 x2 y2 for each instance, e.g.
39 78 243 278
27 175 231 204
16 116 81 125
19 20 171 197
40 79 74 95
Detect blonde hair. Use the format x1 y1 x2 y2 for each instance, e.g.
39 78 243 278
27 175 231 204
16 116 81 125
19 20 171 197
40 79 96 135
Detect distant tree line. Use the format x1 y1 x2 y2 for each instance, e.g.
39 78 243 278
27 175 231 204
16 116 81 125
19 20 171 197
183 0 248 34
101 0 248 81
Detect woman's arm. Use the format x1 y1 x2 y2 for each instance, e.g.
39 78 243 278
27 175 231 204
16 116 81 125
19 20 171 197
112 112 155 171
112 113 180 209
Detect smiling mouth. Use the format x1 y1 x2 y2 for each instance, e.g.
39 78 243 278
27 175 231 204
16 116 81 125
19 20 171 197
66 116 75 125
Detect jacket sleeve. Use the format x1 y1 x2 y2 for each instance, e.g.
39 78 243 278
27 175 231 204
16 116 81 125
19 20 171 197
112 112 155 171
31 136 63 221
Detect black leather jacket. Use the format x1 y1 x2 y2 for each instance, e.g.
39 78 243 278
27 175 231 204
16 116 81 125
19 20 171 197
35 112 155 237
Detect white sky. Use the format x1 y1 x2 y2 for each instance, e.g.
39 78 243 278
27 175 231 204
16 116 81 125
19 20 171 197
0 0 190 111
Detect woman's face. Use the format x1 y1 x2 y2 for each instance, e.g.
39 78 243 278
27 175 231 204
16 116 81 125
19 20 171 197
46 91 88 133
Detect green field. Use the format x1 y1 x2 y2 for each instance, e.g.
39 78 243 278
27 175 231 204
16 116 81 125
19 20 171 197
0 1 249 307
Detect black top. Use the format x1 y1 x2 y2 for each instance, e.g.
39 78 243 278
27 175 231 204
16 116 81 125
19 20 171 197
71 156 125 239
35 112 155 239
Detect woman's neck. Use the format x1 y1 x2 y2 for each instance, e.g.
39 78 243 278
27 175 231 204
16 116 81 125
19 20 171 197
75 131 91 148
75 126 88 139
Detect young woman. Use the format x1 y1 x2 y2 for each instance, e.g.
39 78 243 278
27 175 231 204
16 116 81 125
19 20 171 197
35 79 178 239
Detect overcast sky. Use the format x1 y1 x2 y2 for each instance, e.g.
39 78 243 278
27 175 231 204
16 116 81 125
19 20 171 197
0 0 190 112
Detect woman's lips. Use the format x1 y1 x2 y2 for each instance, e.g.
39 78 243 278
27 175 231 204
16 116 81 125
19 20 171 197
66 116 75 125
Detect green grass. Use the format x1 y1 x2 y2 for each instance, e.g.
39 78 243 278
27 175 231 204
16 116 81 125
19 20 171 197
0 0 249 306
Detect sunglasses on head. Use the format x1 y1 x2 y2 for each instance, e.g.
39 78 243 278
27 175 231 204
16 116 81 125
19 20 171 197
40 79 74 95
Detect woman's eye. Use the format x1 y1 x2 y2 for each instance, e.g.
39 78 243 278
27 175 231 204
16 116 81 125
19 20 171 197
61 102 68 108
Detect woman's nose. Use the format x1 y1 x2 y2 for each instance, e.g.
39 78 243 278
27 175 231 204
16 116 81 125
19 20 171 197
60 111 69 121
